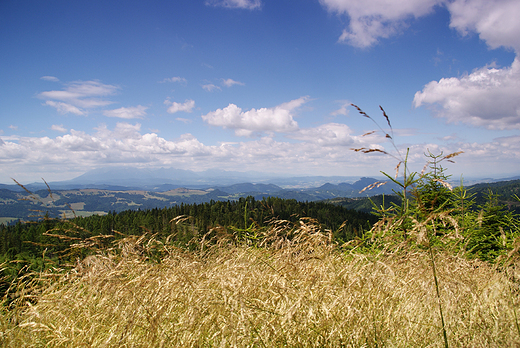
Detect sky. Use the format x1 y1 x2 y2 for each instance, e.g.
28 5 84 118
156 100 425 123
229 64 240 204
1 0 520 184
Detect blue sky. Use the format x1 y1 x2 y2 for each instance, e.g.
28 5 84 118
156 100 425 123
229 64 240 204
1 0 519 184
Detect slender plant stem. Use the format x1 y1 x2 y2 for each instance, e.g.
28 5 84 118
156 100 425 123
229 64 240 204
428 237 449 348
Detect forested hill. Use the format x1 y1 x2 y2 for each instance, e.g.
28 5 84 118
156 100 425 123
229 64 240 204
0 197 377 254
0 178 398 222
471 179 520 209
0 196 377 294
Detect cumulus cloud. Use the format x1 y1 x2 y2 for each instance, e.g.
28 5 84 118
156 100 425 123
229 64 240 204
205 0 261 10
51 124 68 133
39 80 119 115
319 0 443 47
448 0 520 52
411 0 520 129
318 0 520 51
103 105 148 119
202 97 308 136
414 57 520 130
165 99 195 114
222 78 245 87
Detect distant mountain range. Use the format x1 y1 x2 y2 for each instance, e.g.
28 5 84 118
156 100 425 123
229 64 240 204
2 177 519 224
1 166 375 192
1 166 518 223
3 166 519 192
0 175 401 222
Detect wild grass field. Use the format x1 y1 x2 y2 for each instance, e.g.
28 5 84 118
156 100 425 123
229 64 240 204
1 218 519 347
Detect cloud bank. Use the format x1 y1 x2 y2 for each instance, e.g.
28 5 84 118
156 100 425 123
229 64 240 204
2 117 517 183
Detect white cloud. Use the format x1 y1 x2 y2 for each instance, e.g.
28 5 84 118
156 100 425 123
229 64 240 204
51 124 68 133
289 123 359 146
9 125 18 130
103 105 148 119
165 99 195 114
176 118 192 124
331 100 351 116
112 122 143 140
448 0 520 52
160 76 187 84
221 78 245 87
411 0 520 130
45 101 85 115
202 97 308 136
319 0 443 47
414 58 520 129
205 0 261 10
442 135 520 176
319 0 520 50
202 83 221 92
40 76 59 82
0 125 208 174
39 80 119 114
1 121 519 183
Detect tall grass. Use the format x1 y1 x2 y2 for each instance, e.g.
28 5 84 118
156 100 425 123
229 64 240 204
1 220 519 347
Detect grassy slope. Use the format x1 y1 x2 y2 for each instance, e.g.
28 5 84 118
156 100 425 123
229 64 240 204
1 222 519 347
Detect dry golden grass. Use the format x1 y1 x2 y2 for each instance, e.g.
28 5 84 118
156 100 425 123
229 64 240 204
1 220 519 347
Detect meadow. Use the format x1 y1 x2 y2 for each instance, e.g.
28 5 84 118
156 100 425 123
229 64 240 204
1 217 519 347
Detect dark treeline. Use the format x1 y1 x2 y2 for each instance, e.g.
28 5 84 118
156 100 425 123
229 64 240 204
0 196 377 295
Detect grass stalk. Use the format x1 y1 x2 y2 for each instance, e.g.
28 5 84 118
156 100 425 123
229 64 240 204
427 236 449 348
